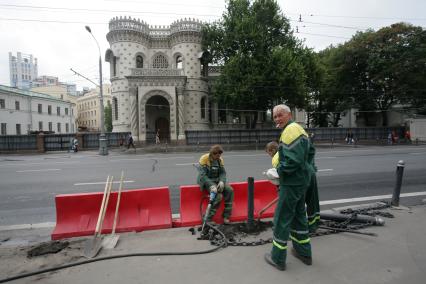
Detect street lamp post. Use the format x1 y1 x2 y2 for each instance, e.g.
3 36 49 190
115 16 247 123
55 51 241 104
85 26 108 155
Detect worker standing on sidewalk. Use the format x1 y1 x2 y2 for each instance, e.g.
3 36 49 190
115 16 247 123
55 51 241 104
264 104 315 271
265 140 320 233
197 145 234 224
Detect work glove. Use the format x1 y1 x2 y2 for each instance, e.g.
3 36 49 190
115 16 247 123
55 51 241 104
217 181 225 192
263 168 280 185
209 185 218 193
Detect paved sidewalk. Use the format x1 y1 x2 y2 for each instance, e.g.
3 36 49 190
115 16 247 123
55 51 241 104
0 203 425 284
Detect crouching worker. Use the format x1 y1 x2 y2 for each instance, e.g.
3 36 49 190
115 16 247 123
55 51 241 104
197 145 234 224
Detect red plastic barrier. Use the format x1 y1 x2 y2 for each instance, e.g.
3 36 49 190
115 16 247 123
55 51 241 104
173 180 278 227
52 187 172 240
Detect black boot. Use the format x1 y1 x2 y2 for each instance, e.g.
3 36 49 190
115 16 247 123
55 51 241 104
291 248 312 265
264 253 286 271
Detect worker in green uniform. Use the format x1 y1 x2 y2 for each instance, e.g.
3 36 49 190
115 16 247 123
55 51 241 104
264 104 316 271
197 145 234 224
265 140 320 233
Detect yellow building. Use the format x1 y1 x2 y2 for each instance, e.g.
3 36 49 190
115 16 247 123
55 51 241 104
76 85 112 131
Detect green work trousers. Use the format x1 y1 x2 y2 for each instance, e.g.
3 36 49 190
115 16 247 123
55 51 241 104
206 184 234 221
271 184 311 266
306 171 320 233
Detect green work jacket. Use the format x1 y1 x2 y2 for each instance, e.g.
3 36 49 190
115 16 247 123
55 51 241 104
197 153 227 190
277 120 315 187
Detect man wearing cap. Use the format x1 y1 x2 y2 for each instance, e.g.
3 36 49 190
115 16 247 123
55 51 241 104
197 144 234 224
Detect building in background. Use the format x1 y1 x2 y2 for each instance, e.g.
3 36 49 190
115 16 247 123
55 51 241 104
76 84 111 132
32 75 59 87
9 52 38 90
105 17 275 144
0 85 75 135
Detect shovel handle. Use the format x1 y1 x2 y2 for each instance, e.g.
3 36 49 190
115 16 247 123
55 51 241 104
257 197 279 220
98 176 113 236
111 172 124 234
94 176 110 235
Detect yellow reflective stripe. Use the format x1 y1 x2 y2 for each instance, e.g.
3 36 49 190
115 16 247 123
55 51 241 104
273 240 288 250
308 215 320 225
290 235 310 244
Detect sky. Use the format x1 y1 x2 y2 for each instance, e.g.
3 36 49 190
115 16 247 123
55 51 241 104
1 0 425 91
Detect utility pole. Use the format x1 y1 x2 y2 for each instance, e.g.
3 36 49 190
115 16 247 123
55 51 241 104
85 26 108 155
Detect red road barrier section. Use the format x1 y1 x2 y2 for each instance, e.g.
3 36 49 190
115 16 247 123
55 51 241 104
52 187 172 240
173 180 278 227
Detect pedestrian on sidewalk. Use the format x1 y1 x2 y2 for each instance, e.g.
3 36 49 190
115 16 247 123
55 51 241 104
264 104 314 271
155 129 160 145
196 144 234 224
127 133 136 151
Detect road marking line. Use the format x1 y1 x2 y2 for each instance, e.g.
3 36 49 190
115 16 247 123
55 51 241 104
409 152 426 155
318 169 333 172
74 180 135 186
317 156 336 159
0 161 79 167
320 191 426 205
0 222 56 231
2 191 425 232
16 169 61 173
176 163 196 166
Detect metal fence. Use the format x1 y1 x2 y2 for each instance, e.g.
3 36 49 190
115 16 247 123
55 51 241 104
0 132 130 152
0 135 37 151
185 129 281 145
44 134 76 151
82 132 130 149
185 127 404 145
0 127 406 152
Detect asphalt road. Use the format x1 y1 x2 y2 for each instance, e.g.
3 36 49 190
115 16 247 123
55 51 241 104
0 145 425 227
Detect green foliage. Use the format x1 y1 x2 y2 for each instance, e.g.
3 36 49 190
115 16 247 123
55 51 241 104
202 0 311 128
321 23 426 125
104 104 113 132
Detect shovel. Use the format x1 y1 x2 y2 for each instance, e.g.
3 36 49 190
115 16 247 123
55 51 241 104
103 171 124 249
257 197 278 221
83 175 113 258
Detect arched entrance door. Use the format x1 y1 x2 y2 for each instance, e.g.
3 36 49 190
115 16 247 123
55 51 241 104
145 95 170 143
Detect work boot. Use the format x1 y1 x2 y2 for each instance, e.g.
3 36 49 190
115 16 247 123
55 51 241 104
264 253 286 271
223 217 230 225
291 248 312 265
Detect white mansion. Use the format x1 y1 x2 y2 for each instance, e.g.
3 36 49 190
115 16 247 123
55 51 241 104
106 17 224 144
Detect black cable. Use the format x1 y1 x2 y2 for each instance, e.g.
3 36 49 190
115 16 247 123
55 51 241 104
0 224 226 284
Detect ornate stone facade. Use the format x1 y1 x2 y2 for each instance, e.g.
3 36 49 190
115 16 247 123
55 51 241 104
105 16 211 143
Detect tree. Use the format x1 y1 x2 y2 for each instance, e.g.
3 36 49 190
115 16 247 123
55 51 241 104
104 103 113 132
324 23 426 126
202 0 309 128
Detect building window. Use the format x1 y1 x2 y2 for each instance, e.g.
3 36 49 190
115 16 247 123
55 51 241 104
48 122 52 132
15 101 20 110
57 106 60 115
57 123 61 133
1 123 6 135
136 55 143 68
66 123 69 133
152 54 169 68
16 124 21 135
65 108 69 115
48 105 52 115
39 121 43 131
38 104 42 113
201 97 206 119
176 56 183 69
0 99 5 109
113 56 117 76
113 97 118 120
